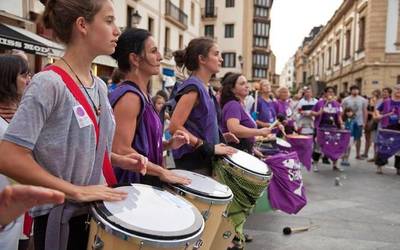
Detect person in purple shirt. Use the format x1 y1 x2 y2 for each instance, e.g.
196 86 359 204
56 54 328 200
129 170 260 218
220 73 271 155
375 85 400 175
254 80 277 128
274 86 296 135
169 37 237 177
110 28 190 186
311 86 344 171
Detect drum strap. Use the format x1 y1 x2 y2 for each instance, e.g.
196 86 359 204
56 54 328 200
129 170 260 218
46 65 117 186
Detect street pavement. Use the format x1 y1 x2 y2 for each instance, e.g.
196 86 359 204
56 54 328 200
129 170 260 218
245 156 400 250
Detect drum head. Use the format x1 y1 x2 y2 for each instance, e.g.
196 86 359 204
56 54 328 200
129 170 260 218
93 184 203 240
276 138 292 148
225 150 269 176
170 169 233 199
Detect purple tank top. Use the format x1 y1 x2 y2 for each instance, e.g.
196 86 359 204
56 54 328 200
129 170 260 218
109 81 163 184
173 76 220 160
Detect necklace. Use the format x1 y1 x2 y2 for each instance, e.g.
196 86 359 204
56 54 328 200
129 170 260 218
60 57 101 116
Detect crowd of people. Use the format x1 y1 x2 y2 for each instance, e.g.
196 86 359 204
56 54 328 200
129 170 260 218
0 0 398 250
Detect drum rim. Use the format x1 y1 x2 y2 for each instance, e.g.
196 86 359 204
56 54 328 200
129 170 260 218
169 169 233 201
90 206 205 248
91 184 204 241
222 156 272 179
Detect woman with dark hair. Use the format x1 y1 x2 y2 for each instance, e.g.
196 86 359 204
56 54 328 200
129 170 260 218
220 73 271 154
0 1 147 249
169 37 237 176
311 86 344 171
109 28 190 186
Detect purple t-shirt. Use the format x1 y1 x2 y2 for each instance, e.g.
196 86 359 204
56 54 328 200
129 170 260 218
222 100 256 151
378 99 400 126
313 99 342 128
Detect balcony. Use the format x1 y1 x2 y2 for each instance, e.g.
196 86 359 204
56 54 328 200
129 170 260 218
164 47 173 60
201 7 218 19
165 0 188 30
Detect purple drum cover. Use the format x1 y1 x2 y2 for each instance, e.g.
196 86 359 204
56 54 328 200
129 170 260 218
265 151 307 214
286 135 313 171
317 128 350 161
376 129 400 159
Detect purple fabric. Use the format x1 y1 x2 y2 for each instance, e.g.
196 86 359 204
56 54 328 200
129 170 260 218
109 81 163 184
173 76 220 159
265 151 307 214
222 100 256 151
316 128 350 161
313 99 341 128
254 98 276 124
376 129 400 159
286 135 313 171
377 99 400 128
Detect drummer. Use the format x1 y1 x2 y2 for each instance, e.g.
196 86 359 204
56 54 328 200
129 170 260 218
253 80 277 128
220 73 271 156
0 1 148 249
169 37 237 176
110 28 191 186
374 84 400 175
311 86 344 171
274 86 296 135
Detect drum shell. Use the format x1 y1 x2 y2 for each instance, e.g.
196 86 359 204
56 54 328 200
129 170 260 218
222 158 272 184
167 186 233 250
209 211 235 250
87 206 204 250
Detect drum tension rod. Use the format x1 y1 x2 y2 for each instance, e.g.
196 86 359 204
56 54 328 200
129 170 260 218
201 202 213 221
92 221 104 250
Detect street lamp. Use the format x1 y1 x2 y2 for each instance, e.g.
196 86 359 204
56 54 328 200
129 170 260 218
131 10 142 28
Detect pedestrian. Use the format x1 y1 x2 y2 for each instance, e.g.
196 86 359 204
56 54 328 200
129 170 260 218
0 1 147 249
109 28 190 186
341 85 368 160
296 86 318 135
274 86 295 135
107 68 124 94
253 80 277 128
364 89 381 161
341 107 358 166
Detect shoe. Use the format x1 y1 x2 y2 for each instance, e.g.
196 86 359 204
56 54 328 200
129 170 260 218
244 233 253 243
376 166 383 174
333 166 343 172
313 163 319 172
322 156 331 164
340 161 350 167
356 155 365 160
228 238 244 250
367 158 375 162
397 169 400 175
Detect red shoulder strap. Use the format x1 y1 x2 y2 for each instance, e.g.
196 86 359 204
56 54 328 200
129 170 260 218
46 65 117 185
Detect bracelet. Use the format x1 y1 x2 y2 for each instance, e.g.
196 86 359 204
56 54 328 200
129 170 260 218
194 138 203 149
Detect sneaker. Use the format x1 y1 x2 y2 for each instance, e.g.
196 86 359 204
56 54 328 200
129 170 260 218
340 160 350 167
376 166 383 174
244 233 253 243
361 154 368 159
313 163 319 172
367 158 375 162
356 155 366 160
322 156 331 164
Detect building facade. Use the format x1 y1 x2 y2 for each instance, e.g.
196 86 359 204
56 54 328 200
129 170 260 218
280 56 295 89
200 0 273 87
301 0 400 96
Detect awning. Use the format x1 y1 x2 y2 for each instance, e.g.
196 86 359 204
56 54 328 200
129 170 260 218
0 23 64 57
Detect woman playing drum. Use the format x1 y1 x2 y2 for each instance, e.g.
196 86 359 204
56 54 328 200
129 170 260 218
311 86 344 171
109 28 190 186
169 37 237 176
0 1 147 249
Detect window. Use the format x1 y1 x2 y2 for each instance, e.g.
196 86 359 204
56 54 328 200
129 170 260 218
345 29 351 59
254 0 271 7
355 78 362 93
397 75 400 85
321 53 324 73
253 68 267 78
191 2 195 25
358 17 366 52
222 53 236 68
254 0 269 17
164 27 170 50
252 53 268 78
327 47 332 69
204 25 214 38
179 34 183 49
148 17 154 35
335 39 340 64
226 0 235 8
225 24 234 38
127 6 133 28
343 82 348 92
253 22 269 47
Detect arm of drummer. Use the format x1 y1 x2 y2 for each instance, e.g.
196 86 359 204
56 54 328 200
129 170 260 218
227 118 271 138
112 93 189 185
0 141 127 202
255 120 272 128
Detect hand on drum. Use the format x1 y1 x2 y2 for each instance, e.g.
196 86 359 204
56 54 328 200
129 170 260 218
223 132 240 144
258 127 272 137
214 143 237 156
0 185 65 226
114 152 148 176
169 130 190 149
70 185 127 202
159 169 191 185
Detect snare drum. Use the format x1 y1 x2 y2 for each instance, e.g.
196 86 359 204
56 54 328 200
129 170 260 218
87 184 204 250
168 169 233 250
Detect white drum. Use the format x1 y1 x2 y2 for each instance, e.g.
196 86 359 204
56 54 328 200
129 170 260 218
88 184 204 250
